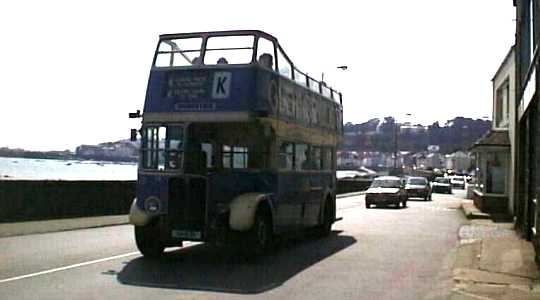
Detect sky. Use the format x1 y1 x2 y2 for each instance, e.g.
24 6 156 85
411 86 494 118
0 0 515 151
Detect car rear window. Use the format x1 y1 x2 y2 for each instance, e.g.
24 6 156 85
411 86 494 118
408 178 427 185
435 178 450 184
371 179 400 188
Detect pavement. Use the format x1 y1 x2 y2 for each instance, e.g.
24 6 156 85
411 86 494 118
452 193 540 299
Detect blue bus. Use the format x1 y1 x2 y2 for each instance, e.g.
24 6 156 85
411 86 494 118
129 30 343 257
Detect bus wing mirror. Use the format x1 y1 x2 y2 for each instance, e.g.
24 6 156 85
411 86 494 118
130 129 138 141
129 110 141 118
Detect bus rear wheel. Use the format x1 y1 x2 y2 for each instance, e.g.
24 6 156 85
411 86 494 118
135 223 165 258
316 199 333 237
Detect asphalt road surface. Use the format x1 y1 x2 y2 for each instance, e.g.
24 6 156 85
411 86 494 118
0 191 466 300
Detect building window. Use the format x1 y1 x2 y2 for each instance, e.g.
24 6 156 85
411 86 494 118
495 80 510 127
485 152 507 194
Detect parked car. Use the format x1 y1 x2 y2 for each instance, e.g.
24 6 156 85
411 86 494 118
337 170 369 180
365 176 408 208
450 176 466 189
431 177 452 194
405 176 432 201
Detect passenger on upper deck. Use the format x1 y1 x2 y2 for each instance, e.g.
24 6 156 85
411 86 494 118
258 53 273 70
191 56 202 65
217 57 229 64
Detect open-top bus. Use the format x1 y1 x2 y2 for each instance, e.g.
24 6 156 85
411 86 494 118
129 30 343 257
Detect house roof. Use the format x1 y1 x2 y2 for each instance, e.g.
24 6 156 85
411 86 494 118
469 130 510 151
491 45 515 81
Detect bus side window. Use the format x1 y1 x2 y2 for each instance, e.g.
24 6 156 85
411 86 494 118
295 143 308 171
222 145 248 169
279 142 294 170
322 147 333 170
311 146 322 170
201 143 213 168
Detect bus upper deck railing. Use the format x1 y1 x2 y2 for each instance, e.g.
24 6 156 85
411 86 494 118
153 30 343 105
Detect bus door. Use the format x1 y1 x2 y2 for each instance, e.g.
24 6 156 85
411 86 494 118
294 143 320 227
304 146 324 226
276 142 304 231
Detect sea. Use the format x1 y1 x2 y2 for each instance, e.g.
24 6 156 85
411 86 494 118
0 157 137 181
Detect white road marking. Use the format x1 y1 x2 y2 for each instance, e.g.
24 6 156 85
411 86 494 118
0 251 140 284
0 241 199 284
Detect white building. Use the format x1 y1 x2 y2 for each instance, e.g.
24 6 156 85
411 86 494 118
445 151 472 173
470 46 515 216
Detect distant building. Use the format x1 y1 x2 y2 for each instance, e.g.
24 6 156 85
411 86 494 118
337 151 360 169
427 145 440 153
75 140 138 161
445 151 472 173
76 145 104 157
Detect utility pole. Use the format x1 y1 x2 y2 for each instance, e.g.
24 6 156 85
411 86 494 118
393 119 398 171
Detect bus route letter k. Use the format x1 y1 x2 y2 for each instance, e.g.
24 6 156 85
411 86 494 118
212 72 232 99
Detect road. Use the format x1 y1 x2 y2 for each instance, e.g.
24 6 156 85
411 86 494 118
0 191 466 300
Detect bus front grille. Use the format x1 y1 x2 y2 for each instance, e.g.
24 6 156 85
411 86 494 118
169 177 207 231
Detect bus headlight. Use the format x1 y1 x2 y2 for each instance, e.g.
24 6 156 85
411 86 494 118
144 196 161 214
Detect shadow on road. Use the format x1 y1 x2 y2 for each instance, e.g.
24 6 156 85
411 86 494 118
117 231 356 294
406 197 430 202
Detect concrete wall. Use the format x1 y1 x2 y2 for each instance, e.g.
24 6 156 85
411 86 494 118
473 189 509 215
336 179 372 194
0 179 368 223
0 181 135 223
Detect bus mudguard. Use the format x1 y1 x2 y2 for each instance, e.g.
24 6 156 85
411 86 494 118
128 199 152 226
229 193 273 231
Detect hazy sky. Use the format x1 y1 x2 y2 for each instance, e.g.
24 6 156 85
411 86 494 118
0 1 515 151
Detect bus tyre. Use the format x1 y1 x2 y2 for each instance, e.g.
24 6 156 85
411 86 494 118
250 208 273 255
316 200 333 237
135 224 164 258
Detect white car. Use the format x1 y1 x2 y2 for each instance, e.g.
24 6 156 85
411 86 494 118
337 170 369 180
449 176 465 189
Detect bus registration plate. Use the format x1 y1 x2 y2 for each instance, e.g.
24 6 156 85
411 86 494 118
172 230 201 240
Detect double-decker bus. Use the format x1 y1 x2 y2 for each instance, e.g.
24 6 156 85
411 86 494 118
129 30 343 257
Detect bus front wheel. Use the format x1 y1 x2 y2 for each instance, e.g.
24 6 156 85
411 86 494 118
135 223 165 258
250 208 273 255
